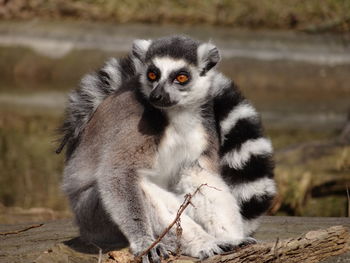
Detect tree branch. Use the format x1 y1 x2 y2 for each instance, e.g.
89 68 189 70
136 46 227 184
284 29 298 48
0 223 44 236
204 225 349 263
106 226 349 263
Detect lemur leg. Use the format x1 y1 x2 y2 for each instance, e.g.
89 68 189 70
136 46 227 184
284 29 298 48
140 178 234 259
67 184 128 246
176 165 256 247
96 167 168 263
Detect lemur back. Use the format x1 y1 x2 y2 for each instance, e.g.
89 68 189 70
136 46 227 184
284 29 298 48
59 35 276 263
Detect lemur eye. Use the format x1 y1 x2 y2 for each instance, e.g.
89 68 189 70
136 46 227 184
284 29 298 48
175 74 189 84
147 72 157 81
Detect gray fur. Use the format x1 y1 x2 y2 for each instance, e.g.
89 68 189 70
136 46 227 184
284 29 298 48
145 35 199 65
197 42 221 75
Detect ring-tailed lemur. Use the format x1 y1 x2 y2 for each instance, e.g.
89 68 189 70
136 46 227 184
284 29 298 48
58 36 275 263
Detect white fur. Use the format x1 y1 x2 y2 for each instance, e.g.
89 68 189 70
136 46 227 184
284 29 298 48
153 57 188 82
181 70 212 106
209 72 232 97
149 109 208 188
176 166 245 242
132 39 152 60
242 218 260 236
221 102 258 142
221 138 273 169
231 177 276 203
102 58 121 90
134 39 152 52
140 177 232 259
79 74 105 109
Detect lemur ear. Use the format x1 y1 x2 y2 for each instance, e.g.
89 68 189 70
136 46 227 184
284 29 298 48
132 39 152 62
197 42 221 76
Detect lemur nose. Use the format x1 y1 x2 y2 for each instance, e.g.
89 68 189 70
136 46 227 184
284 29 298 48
150 93 163 103
152 93 162 101
150 86 164 102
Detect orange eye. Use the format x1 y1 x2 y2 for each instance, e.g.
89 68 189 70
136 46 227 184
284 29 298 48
176 74 189 83
148 72 157 81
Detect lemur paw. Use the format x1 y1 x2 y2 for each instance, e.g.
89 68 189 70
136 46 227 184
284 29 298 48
186 239 224 260
214 237 257 254
141 244 169 263
239 237 257 247
132 242 169 263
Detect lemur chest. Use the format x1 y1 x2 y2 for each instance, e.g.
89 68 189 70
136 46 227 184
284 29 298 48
151 112 208 188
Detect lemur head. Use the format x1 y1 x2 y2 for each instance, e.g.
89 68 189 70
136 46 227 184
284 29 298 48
132 36 220 109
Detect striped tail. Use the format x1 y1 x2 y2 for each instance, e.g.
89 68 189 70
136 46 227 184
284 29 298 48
212 74 276 235
57 54 140 158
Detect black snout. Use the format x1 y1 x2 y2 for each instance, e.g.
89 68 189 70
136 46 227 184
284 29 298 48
149 86 163 103
149 85 176 108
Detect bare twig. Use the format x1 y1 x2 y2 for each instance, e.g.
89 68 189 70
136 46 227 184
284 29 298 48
0 223 44 236
90 242 103 263
174 208 183 256
272 237 280 262
98 248 103 263
346 185 350 217
135 184 214 261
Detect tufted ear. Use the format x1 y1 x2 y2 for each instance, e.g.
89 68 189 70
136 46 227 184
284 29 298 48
132 39 152 62
197 42 221 76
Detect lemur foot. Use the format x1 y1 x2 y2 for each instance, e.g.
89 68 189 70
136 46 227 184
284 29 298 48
215 237 257 254
239 237 257 247
185 239 226 260
132 242 169 263
186 237 257 260
139 244 169 263
197 240 225 260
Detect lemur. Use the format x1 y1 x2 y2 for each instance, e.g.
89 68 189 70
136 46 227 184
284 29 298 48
58 36 275 263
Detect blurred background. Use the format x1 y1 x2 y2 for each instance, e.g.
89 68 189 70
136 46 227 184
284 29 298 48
0 0 349 224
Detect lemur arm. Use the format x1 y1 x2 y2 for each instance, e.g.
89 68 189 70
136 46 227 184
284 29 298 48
212 76 276 222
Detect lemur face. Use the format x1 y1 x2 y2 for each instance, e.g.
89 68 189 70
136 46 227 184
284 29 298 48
142 57 202 108
133 36 221 109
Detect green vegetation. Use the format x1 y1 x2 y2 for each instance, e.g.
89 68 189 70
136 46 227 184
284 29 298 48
0 108 68 211
275 143 350 217
268 128 336 151
1 0 350 32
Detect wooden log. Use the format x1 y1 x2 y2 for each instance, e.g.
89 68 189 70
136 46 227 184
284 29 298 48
1 217 349 262
105 226 349 263
204 226 349 263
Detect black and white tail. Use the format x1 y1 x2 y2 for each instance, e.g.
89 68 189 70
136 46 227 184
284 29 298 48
212 73 276 235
